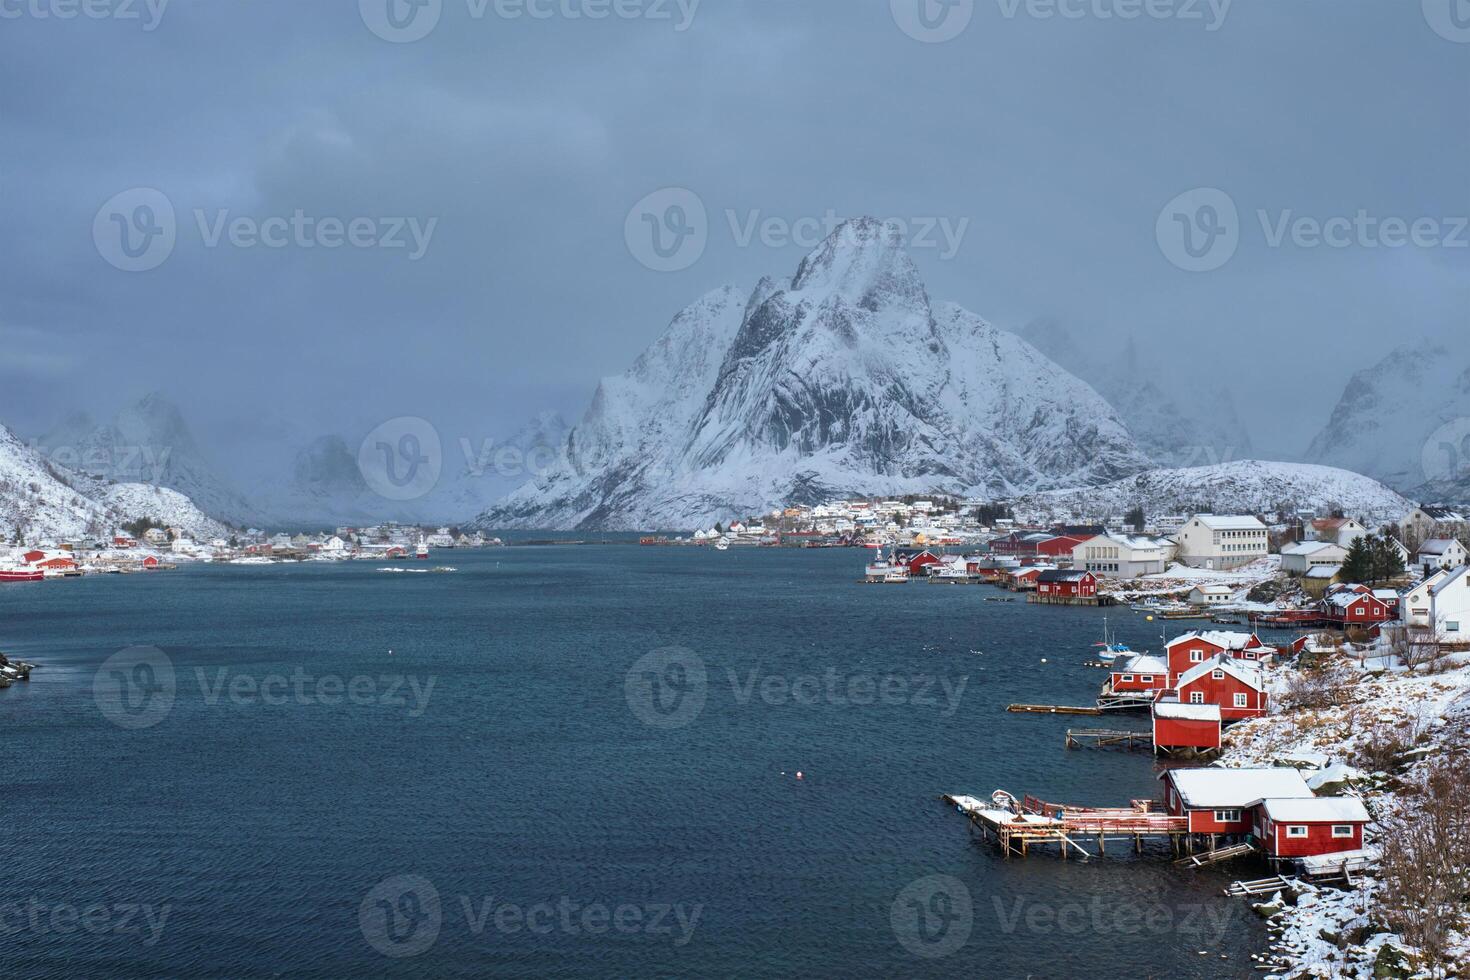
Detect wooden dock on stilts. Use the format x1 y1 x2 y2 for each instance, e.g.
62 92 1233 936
1064 728 1153 751
1176 841 1257 867
942 793 1190 860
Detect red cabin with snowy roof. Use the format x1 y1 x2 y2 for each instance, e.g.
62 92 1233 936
1173 654 1269 720
1035 569 1097 598
1322 590 1394 626
1163 630 1269 681
1253 797 1369 858
1161 768 1313 835
1151 701 1222 753
1108 654 1171 694
893 549 942 575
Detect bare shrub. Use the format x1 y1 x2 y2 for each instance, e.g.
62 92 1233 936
1378 754 1470 974
1281 665 1354 712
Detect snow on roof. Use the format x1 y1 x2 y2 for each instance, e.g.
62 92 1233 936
1418 538 1463 554
1037 568 1091 582
1193 515 1266 531
1326 591 1380 609
1153 701 1221 722
1177 653 1265 691
1305 564 1342 579
1371 589 1398 601
1166 630 1257 650
1192 585 1232 594
1259 797 1370 823
1281 540 1342 556
1165 768 1313 808
1117 654 1168 674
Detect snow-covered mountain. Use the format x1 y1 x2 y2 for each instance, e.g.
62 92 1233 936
0 422 229 543
1020 323 1253 468
36 393 259 526
1304 340 1470 502
476 218 1151 530
1012 460 1410 525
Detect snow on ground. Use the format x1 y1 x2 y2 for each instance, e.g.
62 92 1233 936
1100 557 1282 601
1220 644 1470 978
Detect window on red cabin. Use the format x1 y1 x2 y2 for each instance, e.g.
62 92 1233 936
1331 825 1355 838
1190 692 1205 704
1121 675 1134 683
1234 693 1248 707
1213 809 1241 822
1287 826 1309 838
1191 651 1204 663
1140 675 1153 683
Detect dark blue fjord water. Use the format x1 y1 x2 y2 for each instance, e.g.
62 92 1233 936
0 546 1264 978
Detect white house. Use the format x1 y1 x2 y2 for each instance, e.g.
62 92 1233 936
1281 540 1348 576
1188 585 1233 606
1401 565 1470 640
1174 515 1269 570
1403 506 1467 548
1416 538 1467 575
1308 517 1368 549
1072 533 1169 578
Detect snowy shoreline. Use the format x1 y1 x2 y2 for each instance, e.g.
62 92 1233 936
1217 642 1470 978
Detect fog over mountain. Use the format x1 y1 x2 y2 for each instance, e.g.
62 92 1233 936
1 1 1462 475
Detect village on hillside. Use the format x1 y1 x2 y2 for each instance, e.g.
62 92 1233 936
0 523 503 579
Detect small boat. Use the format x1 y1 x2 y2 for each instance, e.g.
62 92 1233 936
714 537 730 552
0 567 43 583
1091 616 1137 663
415 538 430 560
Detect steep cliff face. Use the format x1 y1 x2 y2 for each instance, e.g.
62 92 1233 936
477 218 1151 530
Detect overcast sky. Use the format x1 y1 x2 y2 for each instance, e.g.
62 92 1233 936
1 0 1465 476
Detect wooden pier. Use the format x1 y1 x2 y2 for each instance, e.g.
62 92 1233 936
1007 703 1103 716
1064 728 1153 751
1177 842 1257 867
1026 594 1119 607
942 792 1190 859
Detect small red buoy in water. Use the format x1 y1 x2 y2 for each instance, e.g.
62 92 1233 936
796 771 804 780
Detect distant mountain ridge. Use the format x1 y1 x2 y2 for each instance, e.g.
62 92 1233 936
476 217 1153 530
0 421 229 543
1304 340 1470 504
36 393 259 526
1012 459 1410 525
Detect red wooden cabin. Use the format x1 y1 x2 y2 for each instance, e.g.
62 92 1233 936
1151 701 1222 753
1161 768 1313 835
1035 569 1097 598
1108 654 1170 694
1174 654 1269 720
1322 590 1394 626
1253 797 1369 859
893 549 942 575
1163 630 1269 680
